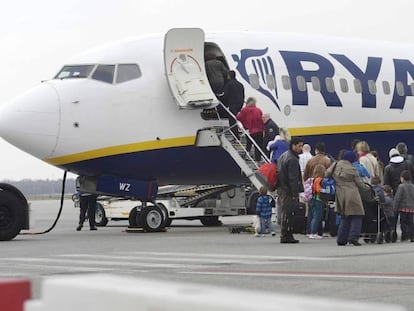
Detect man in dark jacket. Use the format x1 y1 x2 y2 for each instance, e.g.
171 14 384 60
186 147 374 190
384 148 414 241
277 137 304 243
205 52 228 96
222 70 245 138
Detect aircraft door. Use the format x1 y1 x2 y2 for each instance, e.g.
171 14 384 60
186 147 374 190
164 28 216 109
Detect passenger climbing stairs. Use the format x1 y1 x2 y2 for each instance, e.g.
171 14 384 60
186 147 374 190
196 103 271 192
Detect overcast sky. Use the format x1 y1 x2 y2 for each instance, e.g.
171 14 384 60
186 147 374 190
0 0 413 180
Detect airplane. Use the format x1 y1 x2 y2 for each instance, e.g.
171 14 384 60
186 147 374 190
0 27 413 241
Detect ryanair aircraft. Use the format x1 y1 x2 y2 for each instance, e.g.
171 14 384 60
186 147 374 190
0 28 413 240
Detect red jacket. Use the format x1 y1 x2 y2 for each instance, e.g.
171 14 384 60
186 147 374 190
236 106 264 135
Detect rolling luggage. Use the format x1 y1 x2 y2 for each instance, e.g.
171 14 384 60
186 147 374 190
286 200 307 234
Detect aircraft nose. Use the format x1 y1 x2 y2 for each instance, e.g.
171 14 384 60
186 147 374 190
0 83 60 159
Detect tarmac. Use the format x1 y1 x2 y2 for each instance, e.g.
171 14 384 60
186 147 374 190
1 199 414 310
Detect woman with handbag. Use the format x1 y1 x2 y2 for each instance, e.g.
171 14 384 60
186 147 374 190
327 150 368 246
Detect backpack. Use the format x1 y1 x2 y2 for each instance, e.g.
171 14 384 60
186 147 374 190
319 177 336 202
300 178 313 202
255 162 278 191
319 162 338 202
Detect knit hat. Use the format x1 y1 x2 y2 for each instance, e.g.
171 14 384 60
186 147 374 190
389 148 400 159
342 150 356 163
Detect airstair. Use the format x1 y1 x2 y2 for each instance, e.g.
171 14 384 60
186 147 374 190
196 103 271 191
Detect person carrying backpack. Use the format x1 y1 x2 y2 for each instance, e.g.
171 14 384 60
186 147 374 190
308 164 326 239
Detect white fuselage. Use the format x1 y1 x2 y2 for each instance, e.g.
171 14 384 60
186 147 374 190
0 30 413 184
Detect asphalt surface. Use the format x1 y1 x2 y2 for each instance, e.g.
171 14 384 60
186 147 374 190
1 199 413 310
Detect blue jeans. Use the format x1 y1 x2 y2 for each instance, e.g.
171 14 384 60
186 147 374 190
337 215 363 244
310 199 323 235
260 217 274 234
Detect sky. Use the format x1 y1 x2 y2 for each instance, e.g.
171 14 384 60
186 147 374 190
0 0 413 180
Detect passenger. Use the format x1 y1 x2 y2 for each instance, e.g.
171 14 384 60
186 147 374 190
299 144 313 177
308 164 326 239
255 186 275 237
277 136 304 244
76 192 98 231
205 52 228 96
355 141 380 183
393 170 414 242
396 142 414 167
303 142 331 181
370 150 384 184
382 185 395 243
351 139 361 152
328 150 367 246
236 97 264 161
268 127 290 164
262 113 279 158
383 148 414 242
221 70 245 139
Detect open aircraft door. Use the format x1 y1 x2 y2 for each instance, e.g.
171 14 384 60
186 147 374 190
164 28 216 109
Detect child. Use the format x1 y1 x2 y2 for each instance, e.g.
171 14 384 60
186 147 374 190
308 164 326 239
394 170 414 242
382 185 395 243
256 186 275 237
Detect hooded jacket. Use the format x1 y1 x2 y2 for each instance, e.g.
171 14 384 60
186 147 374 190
384 156 414 194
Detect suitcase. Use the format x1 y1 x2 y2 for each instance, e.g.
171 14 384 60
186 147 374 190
325 204 340 237
286 200 307 234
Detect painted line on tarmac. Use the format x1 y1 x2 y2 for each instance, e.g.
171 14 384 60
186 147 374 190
182 270 414 280
116 251 335 261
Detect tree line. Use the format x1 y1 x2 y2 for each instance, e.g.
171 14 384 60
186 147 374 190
0 178 77 196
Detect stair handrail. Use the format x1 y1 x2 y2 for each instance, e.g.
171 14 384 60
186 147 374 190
216 102 270 164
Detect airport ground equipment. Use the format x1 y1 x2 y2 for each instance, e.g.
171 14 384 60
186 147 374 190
91 185 246 230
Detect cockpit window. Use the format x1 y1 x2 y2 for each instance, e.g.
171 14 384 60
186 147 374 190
116 64 141 83
92 65 115 83
55 65 95 79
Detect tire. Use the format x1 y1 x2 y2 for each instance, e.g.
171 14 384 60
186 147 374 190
141 205 164 232
200 216 222 226
156 203 171 227
95 203 108 227
128 206 142 227
0 190 25 241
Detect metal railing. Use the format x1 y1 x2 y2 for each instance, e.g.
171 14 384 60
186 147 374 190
215 102 270 167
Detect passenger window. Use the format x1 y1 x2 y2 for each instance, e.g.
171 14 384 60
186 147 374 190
249 74 260 90
116 64 142 83
266 74 276 90
368 80 377 95
396 81 405 96
55 65 95 79
382 81 391 94
311 76 320 92
325 77 335 93
339 78 348 93
354 79 362 94
296 76 306 91
281 75 291 90
92 65 115 84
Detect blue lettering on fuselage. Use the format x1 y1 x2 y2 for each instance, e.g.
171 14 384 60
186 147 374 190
391 59 414 109
330 54 382 108
231 48 414 110
280 51 342 107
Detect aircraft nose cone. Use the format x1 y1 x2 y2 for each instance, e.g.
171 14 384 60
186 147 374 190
0 83 60 159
